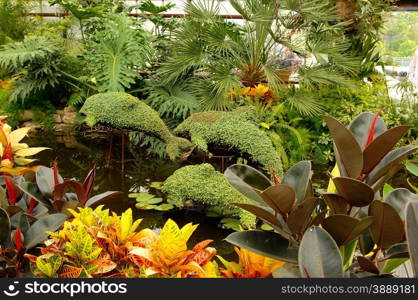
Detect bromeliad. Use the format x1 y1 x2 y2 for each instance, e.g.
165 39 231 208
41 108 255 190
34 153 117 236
0 118 49 175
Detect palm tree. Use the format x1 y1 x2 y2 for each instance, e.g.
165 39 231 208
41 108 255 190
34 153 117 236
157 0 360 115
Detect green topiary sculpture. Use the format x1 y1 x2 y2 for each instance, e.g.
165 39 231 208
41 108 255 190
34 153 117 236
80 92 195 160
162 163 256 228
174 106 283 175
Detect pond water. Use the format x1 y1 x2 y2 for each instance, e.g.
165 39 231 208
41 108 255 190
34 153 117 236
25 131 416 258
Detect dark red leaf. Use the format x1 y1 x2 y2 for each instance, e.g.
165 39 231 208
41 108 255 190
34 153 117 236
27 198 37 214
83 165 96 199
53 159 60 186
4 176 16 206
14 228 24 250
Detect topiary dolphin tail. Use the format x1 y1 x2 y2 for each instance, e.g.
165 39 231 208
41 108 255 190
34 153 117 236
80 92 195 160
175 106 283 176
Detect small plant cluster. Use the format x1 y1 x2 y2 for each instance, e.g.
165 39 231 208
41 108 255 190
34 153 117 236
27 206 282 278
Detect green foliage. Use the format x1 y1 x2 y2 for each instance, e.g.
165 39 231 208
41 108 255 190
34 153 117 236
84 14 152 92
145 79 200 121
0 36 63 102
224 112 418 277
302 82 417 163
174 106 283 175
159 0 361 113
162 163 256 228
80 92 194 160
0 0 34 44
383 11 418 58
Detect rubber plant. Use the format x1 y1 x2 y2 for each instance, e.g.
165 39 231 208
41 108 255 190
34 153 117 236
224 112 418 278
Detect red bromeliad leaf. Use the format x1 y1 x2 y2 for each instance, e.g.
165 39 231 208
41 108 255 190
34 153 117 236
14 228 24 250
3 143 13 161
53 159 60 186
4 176 16 205
83 165 96 199
364 111 381 149
28 198 37 214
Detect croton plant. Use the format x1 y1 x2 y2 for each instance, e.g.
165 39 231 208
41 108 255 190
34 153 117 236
0 161 121 277
224 112 418 278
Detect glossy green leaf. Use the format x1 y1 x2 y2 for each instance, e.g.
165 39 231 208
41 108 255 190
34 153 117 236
225 230 297 263
322 215 374 246
0 207 11 245
332 177 375 207
406 161 418 176
24 213 67 249
369 201 405 249
348 112 387 150
342 239 358 270
36 167 63 198
362 125 411 174
382 258 408 274
383 184 394 198
325 115 363 178
406 201 418 277
385 188 418 220
282 160 312 205
299 226 343 278
366 145 418 185
224 164 272 204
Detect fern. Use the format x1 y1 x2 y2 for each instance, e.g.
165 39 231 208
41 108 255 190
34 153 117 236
84 14 152 92
0 36 62 102
145 80 200 121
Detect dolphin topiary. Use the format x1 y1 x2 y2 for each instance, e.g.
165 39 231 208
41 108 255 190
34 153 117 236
80 92 195 160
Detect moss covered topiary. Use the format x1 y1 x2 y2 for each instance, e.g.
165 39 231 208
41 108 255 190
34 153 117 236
174 106 283 175
80 92 194 160
162 163 256 228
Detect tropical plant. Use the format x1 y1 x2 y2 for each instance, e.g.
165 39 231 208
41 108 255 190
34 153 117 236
0 195 67 277
84 14 152 92
223 112 418 277
0 36 63 102
28 207 217 278
218 246 285 278
0 119 49 175
159 0 360 114
18 161 122 215
0 0 34 44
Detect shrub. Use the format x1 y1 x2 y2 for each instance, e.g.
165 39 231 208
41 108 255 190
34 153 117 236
162 163 256 228
80 92 194 160
174 106 283 175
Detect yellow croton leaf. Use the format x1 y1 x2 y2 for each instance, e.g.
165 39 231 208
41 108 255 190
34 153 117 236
9 127 31 145
327 164 340 193
120 208 142 242
15 147 50 157
154 219 198 262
